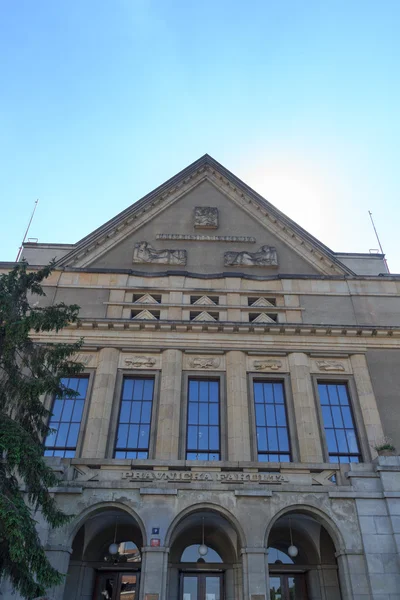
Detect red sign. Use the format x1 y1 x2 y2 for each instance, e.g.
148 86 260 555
150 538 160 547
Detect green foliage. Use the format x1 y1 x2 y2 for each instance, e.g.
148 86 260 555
0 261 84 599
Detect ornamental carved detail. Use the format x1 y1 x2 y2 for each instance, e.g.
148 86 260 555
194 206 219 229
224 245 278 267
316 360 345 372
124 356 157 368
133 241 186 265
188 356 221 369
253 359 282 371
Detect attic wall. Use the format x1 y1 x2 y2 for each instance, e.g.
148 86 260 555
89 181 320 276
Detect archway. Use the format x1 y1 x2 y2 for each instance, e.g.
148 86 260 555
167 507 242 600
63 506 144 600
266 509 342 600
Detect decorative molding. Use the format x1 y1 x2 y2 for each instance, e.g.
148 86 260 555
192 295 217 306
250 297 275 308
187 356 221 369
253 359 283 371
131 309 158 320
133 293 160 304
156 233 256 243
133 241 186 266
224 245 278 267
124 356 156 368
315 360 346 372
251 313 277 324
194 206 218 229
191 311 217 322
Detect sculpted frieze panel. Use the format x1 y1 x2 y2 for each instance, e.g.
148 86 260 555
133 241 186 265
194 206 218 229
224 245 278 267
119 354 161 370
184 355 225 371
247 355 288 372
311 358 351 374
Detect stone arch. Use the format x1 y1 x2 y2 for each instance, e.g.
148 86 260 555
165 501 246 550
264 503 345 554
66 500 147 548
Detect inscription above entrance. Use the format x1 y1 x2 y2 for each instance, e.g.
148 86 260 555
122 470 288 483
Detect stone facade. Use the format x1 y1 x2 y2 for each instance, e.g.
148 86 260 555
2 155 400 600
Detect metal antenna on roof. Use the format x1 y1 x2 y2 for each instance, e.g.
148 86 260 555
15 199 39 262
368 210 390 274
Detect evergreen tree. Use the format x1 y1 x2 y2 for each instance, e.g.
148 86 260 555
0 261 84 599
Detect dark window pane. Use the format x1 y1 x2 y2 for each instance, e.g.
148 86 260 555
199 403 209 425
321 406 333 428
67 423 80 447
209 403 219 425
265 404 276 427
117 424 129 448
141 402 152 424
188 403 198 425
133 379 144 400
255 404 266 426
189 380 199 401
254 383 264 403
119 401 131 423
199 381 209 402
122 379 134 400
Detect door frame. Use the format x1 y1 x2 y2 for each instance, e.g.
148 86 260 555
180 571 224 600
93 570 140 600
268 572 307 599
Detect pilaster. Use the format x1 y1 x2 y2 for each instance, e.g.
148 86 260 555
155 349 182 460
226 351 251 461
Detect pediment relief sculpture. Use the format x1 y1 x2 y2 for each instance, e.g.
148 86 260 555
133 241 186 266
194 206 218 229
224 245 278 267
316 360 345 372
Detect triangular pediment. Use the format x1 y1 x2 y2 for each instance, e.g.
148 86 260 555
193 296 217 306
131 309 157 320
250 297 276 308
56 155 354 276
192 311 217 322
251 313 277 323
134 294 159 304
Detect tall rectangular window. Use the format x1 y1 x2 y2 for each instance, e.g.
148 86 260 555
318 382 361 463
186 379 220 460
45 376 89 458
114 377 155 459
253 381 291 462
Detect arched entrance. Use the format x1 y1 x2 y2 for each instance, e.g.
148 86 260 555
63 506 144 600
168 508 242 600
266 511 342 600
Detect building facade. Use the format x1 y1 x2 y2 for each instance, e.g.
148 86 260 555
2 155 400 600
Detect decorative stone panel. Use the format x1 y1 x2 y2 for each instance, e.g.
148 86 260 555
119 353 161 370
246 355 289 373
310 357 352 374
183 354 226 371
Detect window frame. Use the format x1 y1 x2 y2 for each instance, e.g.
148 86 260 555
180 372 227 461
248 373 299 463
107 369 160 460
312 374 371 464
44 371 94 459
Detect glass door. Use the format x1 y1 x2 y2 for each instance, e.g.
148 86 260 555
95 572 139 600
181 573 222 600
269 574 307 600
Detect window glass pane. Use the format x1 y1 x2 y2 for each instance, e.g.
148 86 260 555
346 429 360 453
189 380 198 401
331 406 343 428
198 427 209 450
327 386 339 405
318 384 329 404
72 399 84 422
209 381 219 401
199 403 209 425
45 428 57 447
253 381 291 462
186 380 220 459
209 426 219 450
341 406 353 428
76 378 88 398
55 423 69 447
199 381 209 402
51 399 64 421
335 429 348 453
64 450 75 458
115 378 154 456
321 405 333 427
209 403 219 425
188 403 198 425
280 454 291 462
66 423 80 447
188 426 198 449
61 400 74 423
338 385 349 405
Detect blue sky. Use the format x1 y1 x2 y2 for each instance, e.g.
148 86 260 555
1 1 399 271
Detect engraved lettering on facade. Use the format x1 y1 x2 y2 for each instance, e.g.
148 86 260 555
188 357 221 369
121 470 288 483
316 360 345 372
224 245 278 267
133 241 186 265
156 234 256 243
124 356 156 368
253 359 282 371
194 206 218 229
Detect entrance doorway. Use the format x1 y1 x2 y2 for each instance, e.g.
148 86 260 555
269 574 306 600
181 573 222 600
95 571 139 600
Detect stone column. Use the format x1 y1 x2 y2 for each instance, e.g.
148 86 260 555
45 544 73 600
336 551 372 600
241 548 269 600
81 347 119 459
350 353 384 454
288 352 324 463
140 547 168 600
226 351 251 461
155 349 182 460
